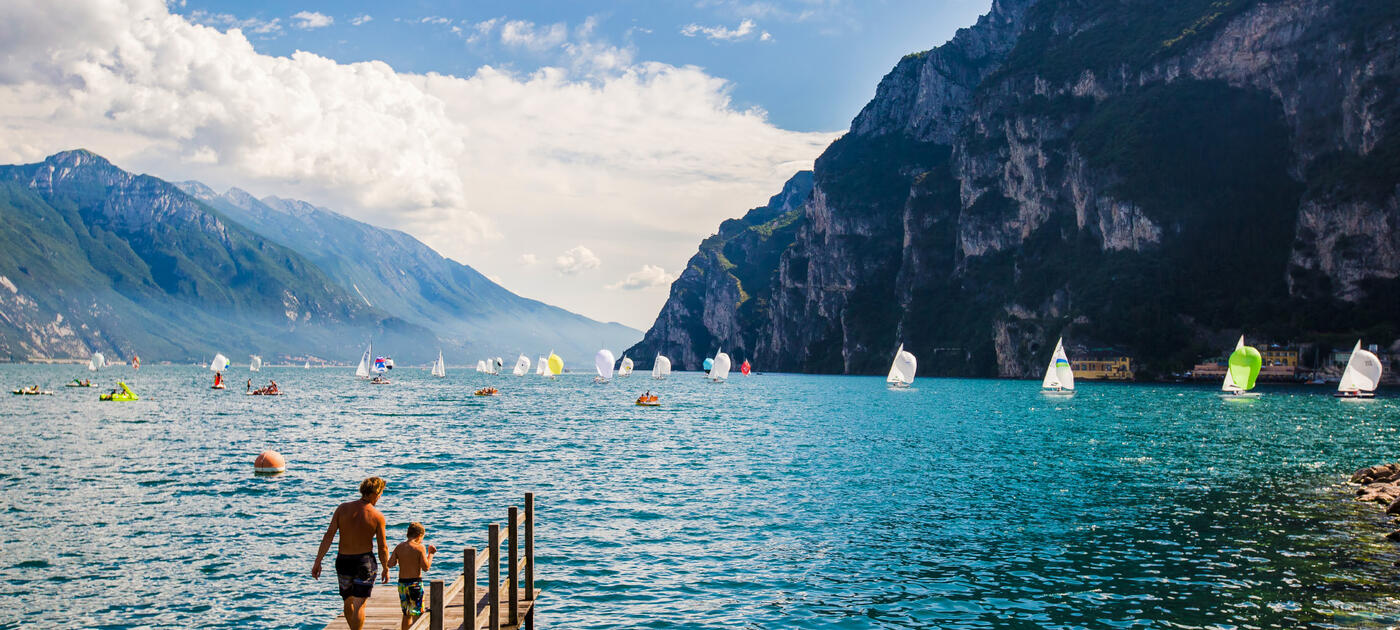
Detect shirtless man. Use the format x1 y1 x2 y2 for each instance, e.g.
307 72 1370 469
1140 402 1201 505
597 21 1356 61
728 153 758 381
312 477 390 630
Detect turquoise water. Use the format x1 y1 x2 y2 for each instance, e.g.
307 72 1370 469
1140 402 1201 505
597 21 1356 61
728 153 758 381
1 365 1399 628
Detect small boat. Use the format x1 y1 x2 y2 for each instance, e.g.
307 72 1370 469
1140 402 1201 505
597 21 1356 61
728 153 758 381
247 391 285 396
356 342 372 379
886 344 917 388
99 382 139 401
249 355 262 372
619 355 633 377
88 352 106 372
64 379 92 388
710 348 731 382
431 350 447 378
546 352 563 378
304 360 311 369
513 354 530 376
635 395 660 407
595 349 616 382
474 387 499 396
1336 340 1382 398
652 354 671 380
740 360 751 376
535 356 547 376
10 387 52 395
369 356 391 383
1220 336 1262 398
1040 338 1074 395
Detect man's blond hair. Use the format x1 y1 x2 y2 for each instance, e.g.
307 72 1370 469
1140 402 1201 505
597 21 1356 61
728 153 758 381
360 476 386 498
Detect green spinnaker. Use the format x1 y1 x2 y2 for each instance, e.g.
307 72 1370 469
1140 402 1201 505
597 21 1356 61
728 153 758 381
1227 346 1262 391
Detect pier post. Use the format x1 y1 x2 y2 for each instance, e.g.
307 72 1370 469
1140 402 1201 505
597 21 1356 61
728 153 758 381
509 506 519 626
489 523 501 630
465 547 477 630
429 579 444 630
525 492 534 630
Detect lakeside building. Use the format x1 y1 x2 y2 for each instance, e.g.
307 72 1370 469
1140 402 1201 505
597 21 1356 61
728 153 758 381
1069 350 1135 381
1192 344 1302 381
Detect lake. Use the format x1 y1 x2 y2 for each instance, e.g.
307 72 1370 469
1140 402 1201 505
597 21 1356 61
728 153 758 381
1 365 1398 628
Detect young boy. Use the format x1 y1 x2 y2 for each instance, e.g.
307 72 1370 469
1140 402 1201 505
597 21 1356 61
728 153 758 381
387 522 437 630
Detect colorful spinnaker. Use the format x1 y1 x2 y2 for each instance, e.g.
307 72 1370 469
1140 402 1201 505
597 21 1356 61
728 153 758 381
1222 336 1262 395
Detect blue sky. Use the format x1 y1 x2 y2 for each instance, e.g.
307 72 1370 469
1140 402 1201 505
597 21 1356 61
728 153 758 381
173 0 991 132
2 0 994 330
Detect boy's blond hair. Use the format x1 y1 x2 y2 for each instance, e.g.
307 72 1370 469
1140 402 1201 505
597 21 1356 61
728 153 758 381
407 522 425 539
360 476 386 498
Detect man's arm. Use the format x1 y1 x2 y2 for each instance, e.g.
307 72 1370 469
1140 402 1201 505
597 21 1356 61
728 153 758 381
311 507 340 579
377 514 390 583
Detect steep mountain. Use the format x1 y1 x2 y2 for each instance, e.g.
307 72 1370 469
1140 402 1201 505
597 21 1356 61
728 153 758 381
174 182 640 364
0 149 421 362
0 150 637 363
629 0 1400 377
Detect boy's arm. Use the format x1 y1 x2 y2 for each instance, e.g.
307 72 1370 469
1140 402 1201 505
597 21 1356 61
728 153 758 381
311 507 339 579
387 546 399 569
421 544 433 571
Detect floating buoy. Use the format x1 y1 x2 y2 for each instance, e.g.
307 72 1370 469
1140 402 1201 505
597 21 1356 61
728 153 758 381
254 450 286 475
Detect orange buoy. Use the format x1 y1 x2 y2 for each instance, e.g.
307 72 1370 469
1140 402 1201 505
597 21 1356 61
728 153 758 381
254 450 286 475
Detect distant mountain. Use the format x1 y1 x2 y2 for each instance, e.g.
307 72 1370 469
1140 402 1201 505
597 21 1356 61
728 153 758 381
0 150 637 364
630 0 1400 377
174 181 639 364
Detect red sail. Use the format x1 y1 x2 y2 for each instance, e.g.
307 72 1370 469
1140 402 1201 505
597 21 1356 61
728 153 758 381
741 360 751 375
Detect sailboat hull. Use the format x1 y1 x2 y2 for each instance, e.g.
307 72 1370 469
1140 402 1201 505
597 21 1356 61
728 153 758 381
1218 391 1262 399
1334 391 1376 398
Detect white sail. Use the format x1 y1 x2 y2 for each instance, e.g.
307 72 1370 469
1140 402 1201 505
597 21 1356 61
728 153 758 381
250 355 262 372
620 356 633 376
513 354 530 376
595 349 616 380
431 350 446 378
356 344 371 378
1221 335 1244 392
710 349 731 381
1041 338 1073 390
209 353 229 372
1339 340 1383 393
536 356 547 376
304 361 311 369
652 354 671 379
90 352 106 371
476 360 488 373
886 344 916 386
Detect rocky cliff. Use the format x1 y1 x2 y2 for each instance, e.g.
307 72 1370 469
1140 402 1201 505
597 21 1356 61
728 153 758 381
629 0 1400 377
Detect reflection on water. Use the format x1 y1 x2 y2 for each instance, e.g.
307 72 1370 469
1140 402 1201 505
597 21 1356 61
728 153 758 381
0 366 1398 628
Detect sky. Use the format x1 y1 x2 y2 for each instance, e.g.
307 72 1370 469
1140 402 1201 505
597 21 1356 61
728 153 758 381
0 0 992 330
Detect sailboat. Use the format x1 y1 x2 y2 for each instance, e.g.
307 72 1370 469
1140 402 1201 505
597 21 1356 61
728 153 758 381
371 356 391 384
886 344 916 388
1336 340 1382 398
710 348 732 382
210 353 229 389
1220 336 1262 398
476 360 488 373
546 351 564 377
355 343 372 379
619 355 633 377
250 355 262 372
87 352 106 372
652 354 672 379
304 360 311 369
740 360 751 376
132 355 140 370
513 354 530 376
535 356 547 376
431 350 446 378
595 349 616 382
1040 338 1074 394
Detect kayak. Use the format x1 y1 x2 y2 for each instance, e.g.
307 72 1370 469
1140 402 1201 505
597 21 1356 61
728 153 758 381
64 383 92 388
11 390 52 395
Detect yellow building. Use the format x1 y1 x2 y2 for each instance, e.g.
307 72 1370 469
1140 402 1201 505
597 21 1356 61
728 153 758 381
1262 347 1298 367
1070 355 1135 380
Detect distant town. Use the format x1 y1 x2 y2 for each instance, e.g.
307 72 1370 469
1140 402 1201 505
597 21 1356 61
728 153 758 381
1065 343 1398 385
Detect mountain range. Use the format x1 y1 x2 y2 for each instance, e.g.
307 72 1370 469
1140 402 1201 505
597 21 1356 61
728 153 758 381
626 0 1400 378
0 150 638 364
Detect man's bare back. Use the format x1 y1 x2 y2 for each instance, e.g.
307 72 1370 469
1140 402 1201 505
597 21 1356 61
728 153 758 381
334 499 385 555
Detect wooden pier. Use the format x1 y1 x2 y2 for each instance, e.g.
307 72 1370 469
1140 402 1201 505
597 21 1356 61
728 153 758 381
324 493 541 630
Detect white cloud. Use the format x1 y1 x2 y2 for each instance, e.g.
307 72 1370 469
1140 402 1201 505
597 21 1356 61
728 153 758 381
606 265 676 290
500 19 568 51
759 31 773 42
519 253 538 266
420 16 451 26
350 14 372 26
188 10 282 36
680 19 759 41
0 0 836 328
554 246 601 275
291 11 333 30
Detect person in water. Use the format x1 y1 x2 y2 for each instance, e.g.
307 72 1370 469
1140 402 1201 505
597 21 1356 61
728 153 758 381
214 372 223 388
313 477 390 630
246 378 252 393
388 522 436 630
